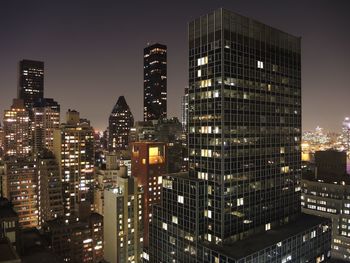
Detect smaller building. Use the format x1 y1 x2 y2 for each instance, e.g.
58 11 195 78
44 212 103 263
0 237 20 263
104 166 144 263
302 150 350 261
0 198 19 249
131 142 166 247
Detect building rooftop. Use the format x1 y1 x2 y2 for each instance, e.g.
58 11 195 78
202 214 329 260
302 170 350 185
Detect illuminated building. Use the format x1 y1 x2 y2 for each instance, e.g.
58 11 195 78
148 8 331 262
32 98 60 153
104 166 144 263
131 142 166 247
0 124 4 160
37 150 64 226
44 211 103 263
2 158 38 228
18 59 44 111
302 150 350 261
3 99 31 157
108 96 134 152
143 43 167 121
53 110 95 217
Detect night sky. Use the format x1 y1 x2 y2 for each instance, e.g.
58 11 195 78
0 0 349 132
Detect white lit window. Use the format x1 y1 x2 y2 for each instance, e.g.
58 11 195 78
197 56 208 66
237 197 244 206
178 195 184 204
257 60 264 69
197 70 202 77
172 216 178 224
162 222 168 230
265 223 271 231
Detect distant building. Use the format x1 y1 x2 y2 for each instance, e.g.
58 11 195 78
302 150 350 261
44 212 103 263
131 142 166 248
0 123 4 160
53 110 95 217
2 159 38 228
143 43 167 121
3 99 31 157
18 59 44 112
32 98 60 153
37 150 64 226
104 166 144 263
108 96 134 152
130 118 187 174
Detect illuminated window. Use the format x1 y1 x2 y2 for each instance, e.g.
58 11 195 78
257 60 264 69
149 146 164 164
265 223 271 231
172 216 178 224
197 56 208 66
178 195 184 204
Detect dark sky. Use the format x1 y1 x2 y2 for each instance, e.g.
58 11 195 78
1 0 349 132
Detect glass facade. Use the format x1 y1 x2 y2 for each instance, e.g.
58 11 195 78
188 8 302 242
148 8 331 263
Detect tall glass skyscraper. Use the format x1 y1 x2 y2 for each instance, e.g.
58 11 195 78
148 8 331 263
143 43 167 121
18 59 44 111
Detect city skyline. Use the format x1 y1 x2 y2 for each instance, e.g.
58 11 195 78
0 0 349 132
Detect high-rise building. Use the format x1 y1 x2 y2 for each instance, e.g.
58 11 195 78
341 117 350 152
18 59 44 111
2 158 38 228
53 110 95 217
104 166 144 263
148 8 331 262
3 99 31 157
131 142 166 248
37 150 64 226
108 96 134 152
32 98 60 153
0 123 4 160
143 43 167 121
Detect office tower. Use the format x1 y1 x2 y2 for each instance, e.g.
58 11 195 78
44 211 103 263
104 166 144 263
3 99 31 157
53 110 95 217
108 96 134 152
181 87 189 131
2 159 38 228
302 150 350 260
148 8 331 262
143 43 167 121
131 142 166 247
37 150 64 226
0 198 19 248
18 59 44 111
32 98 60 153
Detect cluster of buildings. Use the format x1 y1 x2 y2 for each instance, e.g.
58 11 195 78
0 7 349 263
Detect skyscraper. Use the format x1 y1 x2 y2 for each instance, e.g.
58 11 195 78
148 8 331 262
53 110 95 217
3 99 31 157
18 59 44 111
143 43 167 121
108 96 134 152
32 98 60 153
181 87 189 131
